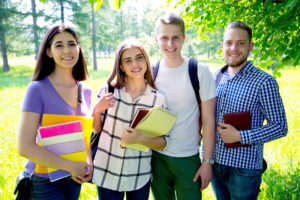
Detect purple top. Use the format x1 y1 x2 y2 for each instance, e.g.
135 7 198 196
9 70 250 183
21 77 91 177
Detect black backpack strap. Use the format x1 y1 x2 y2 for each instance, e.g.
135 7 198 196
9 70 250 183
188 58 202 139
188 58 201 105
102 82 115 125
90 82 115 161
152 61 160 81
214 65 227 87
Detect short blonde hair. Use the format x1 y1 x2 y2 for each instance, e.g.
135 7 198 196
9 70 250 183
155 13 185 36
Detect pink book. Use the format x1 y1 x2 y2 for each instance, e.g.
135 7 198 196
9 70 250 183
38 121 87 182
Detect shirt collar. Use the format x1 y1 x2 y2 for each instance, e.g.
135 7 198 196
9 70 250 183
120 81 155 96
221 61 254 77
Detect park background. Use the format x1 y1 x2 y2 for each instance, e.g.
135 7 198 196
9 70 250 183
0 0 299 199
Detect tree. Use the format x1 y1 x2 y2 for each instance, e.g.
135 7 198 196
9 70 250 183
171 0 300 76
31 0 39 59
0 0 9 72
92 2 97 70
59 0 64 23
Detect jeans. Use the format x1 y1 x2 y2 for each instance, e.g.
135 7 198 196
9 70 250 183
97 179 151 200
211 163 263 200
28 174 81 200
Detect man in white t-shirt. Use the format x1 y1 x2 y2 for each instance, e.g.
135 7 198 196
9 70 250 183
151 13 217 200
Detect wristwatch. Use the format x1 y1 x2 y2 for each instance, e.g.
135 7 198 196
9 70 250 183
202 158 214 165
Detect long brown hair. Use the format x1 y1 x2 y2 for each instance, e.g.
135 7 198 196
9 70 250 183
31 25 89 81
107 38 155 89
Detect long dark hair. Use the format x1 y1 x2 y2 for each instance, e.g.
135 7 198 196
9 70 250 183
107 38 155 89
31 25 89 81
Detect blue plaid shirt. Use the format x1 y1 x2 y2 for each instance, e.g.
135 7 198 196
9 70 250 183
214 61 288 169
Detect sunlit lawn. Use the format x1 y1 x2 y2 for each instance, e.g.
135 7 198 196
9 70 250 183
0 56 299 199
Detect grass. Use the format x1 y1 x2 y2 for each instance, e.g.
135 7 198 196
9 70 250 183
0 56 299 199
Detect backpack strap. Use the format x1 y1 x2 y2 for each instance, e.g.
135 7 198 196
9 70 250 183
188 58 202 140
102 82 114 125
214 65 227 87
152 58 203 138
152 61 160 81
188 58 201 105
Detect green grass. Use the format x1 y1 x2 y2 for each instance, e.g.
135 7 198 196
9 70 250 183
0 57 299 199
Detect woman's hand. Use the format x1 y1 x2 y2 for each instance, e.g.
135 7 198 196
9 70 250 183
121 128 143 144
93 93 115 115
92 92 115 133
71 161 93 184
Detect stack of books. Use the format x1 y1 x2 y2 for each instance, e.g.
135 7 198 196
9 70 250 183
121 106 177 152
38 121 87 182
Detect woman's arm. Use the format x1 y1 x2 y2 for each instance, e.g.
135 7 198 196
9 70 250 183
17 112 89 178
92 93 115 133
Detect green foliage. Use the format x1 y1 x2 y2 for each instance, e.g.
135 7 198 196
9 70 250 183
172 0 300 77
260 161 300 200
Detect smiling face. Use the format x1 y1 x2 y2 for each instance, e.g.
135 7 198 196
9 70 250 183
222 28 254 69
120 46 147 81
47 31 80 70
155 24 185 60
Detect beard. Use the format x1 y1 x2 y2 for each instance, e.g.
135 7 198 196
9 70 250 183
226 56 248 68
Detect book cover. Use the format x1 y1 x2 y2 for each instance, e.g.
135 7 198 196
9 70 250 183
223 111 252 148
122 106 177 152
38 121 87 182
35 114 93 174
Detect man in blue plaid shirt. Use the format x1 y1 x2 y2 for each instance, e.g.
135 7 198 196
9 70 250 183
212 21 288 199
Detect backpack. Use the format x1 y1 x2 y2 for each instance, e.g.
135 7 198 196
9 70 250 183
90 83 115 161
152 58 203 139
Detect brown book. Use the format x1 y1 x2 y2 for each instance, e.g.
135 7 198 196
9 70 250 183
130 108 151 129
223 111 252 148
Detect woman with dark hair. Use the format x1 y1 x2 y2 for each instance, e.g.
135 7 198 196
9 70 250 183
91 38 168 200
17 25 92 199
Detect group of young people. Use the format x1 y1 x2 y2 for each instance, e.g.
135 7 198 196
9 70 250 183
17 13 288 200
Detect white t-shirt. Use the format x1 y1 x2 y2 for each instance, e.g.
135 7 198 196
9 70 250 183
154 57 216 157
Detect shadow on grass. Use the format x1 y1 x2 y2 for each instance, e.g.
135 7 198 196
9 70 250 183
0 64 33 89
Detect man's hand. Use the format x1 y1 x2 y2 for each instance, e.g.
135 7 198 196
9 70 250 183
218 122 241 143
193 163 212 191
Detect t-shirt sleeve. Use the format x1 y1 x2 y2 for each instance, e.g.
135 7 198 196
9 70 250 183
198 63 217 102
22 81 43 114
82 83 92 110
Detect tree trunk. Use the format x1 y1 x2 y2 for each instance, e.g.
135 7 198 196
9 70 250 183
92 5 97 70
0 17 9 72
31 0 39 59
60 0 64 24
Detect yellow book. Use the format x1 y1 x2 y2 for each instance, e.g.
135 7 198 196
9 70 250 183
122 106 177 152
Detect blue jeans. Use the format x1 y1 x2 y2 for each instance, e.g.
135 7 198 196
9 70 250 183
211 163 263 200
28 174 81 200
97 180 151 200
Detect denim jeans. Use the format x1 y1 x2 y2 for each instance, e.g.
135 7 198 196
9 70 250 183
97 179 151 200
211 163 263 200
28 174 81 200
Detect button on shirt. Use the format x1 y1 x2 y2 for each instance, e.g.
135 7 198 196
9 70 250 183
214 61 288 169
92 83 167 191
